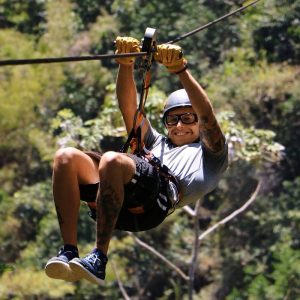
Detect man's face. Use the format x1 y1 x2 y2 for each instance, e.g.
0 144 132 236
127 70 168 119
165 107 200 146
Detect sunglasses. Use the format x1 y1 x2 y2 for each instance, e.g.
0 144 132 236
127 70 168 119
165 112 198 126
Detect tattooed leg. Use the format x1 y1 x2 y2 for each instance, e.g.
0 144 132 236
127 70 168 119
96 151 135 254
96 180 123 252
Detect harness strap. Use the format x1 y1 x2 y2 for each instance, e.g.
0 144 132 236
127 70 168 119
120 28 156 154
123 149 181 215
138 148 182 207
120 109 144 153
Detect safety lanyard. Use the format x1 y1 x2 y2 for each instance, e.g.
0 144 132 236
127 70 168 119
120 28 157 154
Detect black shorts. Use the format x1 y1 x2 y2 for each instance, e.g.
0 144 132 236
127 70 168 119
79 153 173 232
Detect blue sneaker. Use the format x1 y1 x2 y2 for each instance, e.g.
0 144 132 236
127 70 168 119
69 248 108 285
45 245 80 282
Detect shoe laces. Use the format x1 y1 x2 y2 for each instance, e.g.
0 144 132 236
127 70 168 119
85 251 107 266
85 253 101 266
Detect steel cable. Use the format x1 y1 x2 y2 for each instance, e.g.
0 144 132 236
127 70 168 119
0 0 261 67
166 0 261 44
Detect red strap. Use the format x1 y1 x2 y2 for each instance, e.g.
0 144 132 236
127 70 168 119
127 206 145 214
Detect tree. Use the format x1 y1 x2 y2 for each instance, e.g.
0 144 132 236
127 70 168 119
0 0 46 35
0 0 299 299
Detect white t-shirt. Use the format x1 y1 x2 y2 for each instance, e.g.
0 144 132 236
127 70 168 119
144 126 228 207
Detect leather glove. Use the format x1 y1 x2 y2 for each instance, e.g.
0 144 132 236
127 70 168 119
155 44 187 74
115 36 140 65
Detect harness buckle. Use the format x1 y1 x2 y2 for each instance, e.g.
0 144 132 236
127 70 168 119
167 180 180 207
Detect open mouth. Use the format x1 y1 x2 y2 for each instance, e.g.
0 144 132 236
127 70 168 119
174 131 190 136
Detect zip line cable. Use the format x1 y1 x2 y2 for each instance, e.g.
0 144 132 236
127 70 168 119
166 0 261 44
0 0 261 67
0 52 147 66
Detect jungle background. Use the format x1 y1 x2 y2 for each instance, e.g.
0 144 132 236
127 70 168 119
0 0 299 299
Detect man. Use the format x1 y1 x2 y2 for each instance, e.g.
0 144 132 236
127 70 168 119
44 37 228 284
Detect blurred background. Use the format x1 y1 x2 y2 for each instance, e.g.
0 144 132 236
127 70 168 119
0 0 299 299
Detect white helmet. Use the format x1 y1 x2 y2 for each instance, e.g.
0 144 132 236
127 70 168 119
162 89 192 124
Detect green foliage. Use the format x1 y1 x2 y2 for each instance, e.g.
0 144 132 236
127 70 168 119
0 0 46 35
0 28 65 191
0 263 13 275
0 181 53 263
72 0 115 30
51 108 85 148
39 0 78 56
144 86 168 134
0 268 75 299
0 30 49 133
252 0 300 64
61 58 113 121
219 111 284 164
224 177 300 299
204 47 299 125
111 0 250 89
230 237 300 300
51 84 167 151
0 1 299 299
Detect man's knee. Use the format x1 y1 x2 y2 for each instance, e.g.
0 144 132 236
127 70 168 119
99 151 123 169
99 152 135 182
54 147 79 167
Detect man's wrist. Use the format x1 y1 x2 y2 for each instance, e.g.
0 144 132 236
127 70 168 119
175 64 188 75
119 64 134 70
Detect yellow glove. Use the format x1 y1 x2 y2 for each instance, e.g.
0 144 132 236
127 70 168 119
115 36 140 65
155 44 187 74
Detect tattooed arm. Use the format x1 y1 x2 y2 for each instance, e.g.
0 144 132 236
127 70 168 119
178 69 225 153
